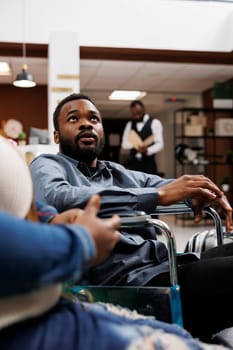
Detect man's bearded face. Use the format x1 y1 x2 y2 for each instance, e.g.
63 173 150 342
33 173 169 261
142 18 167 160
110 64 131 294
59 130 105 163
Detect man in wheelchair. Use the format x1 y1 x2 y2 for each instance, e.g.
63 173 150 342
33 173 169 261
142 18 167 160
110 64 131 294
0 135 226 350
30 93 233 342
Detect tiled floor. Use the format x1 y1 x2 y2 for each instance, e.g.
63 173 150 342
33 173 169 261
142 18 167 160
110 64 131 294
158 214 214 252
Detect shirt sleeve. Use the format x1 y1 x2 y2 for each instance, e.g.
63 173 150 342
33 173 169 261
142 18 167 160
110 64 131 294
147 118 164 156
35 199 58 223
121 121 134 149
30 156 169 214
0 210 96 297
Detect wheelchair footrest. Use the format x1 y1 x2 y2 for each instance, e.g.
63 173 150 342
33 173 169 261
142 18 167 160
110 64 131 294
63 284 183 327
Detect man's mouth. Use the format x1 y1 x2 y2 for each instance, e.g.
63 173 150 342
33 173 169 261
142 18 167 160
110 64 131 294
79 137 95 145
76 133 97 146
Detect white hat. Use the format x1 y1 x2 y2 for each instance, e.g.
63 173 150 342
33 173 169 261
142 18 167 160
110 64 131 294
0 136 33 218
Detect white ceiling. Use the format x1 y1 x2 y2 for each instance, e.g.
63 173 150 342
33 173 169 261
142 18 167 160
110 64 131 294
1 56 233 118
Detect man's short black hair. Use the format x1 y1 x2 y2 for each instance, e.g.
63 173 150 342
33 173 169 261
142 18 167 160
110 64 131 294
130 100 145 109
53 93 96 131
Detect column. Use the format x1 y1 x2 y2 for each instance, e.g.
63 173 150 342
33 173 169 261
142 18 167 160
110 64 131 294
48 31 80 144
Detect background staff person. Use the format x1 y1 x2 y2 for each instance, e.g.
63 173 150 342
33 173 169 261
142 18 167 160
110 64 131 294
121 100 164 174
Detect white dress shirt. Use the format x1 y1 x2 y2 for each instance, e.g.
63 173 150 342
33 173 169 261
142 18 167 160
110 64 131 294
121 114 164 157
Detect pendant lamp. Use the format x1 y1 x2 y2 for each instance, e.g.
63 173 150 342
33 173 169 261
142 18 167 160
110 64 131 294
13 62 36 88
13 0 36 88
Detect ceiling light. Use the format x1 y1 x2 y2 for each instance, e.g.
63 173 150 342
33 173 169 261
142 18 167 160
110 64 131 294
12 0 36 88
13 63 36 88
0 62 11 75
109 90 147 101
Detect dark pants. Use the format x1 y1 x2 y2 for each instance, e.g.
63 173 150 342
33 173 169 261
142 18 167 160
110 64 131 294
149 242 233 341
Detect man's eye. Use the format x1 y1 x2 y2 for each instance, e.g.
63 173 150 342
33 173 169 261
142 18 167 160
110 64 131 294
90 115 99 122
68 116 78 122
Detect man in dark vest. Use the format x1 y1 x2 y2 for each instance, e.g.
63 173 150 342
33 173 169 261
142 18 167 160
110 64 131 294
121 100 164 174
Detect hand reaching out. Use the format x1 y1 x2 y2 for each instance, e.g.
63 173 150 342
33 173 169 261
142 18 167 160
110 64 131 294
51 195 120 266
50 208 84 224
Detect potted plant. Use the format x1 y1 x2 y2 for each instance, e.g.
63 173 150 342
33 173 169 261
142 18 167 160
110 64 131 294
220 176 230 192
18 131 27 145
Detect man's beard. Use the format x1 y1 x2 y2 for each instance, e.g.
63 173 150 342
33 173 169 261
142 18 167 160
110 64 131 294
59 133 105 164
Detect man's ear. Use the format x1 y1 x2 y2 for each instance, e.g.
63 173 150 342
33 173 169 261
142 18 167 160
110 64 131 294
54 130 59 144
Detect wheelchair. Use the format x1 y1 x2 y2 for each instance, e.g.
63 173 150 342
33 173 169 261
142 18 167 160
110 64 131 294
64 203 224 328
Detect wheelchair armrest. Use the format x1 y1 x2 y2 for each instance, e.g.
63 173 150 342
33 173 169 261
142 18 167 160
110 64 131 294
103 203 223 285
154 202 192 215
118 204 224 283
119 213 178 287
152 204 223 246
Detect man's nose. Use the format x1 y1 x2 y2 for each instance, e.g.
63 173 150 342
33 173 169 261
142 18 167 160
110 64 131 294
79 118 93 129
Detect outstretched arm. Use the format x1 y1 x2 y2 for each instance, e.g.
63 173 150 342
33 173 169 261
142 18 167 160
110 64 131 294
0 210 95 297
0 196 120 297
157 174 233 232
50 195 120 266
30 155 171 214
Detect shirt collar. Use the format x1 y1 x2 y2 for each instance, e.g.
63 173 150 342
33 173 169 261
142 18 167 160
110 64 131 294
133 113 149 124
57 152 107 174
